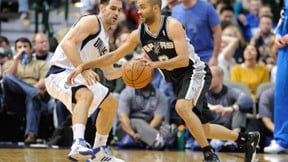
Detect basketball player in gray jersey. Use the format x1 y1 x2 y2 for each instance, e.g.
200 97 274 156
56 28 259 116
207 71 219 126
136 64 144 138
45 0 125 162
68 0 260 161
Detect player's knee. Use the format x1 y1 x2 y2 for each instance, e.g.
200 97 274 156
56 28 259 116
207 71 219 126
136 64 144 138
175 104 188 116
175 99 194 115
79 89 94 101
72 85 93 103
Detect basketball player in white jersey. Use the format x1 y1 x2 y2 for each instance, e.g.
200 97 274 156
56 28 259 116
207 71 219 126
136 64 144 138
45 0 125 161
67 0 260 162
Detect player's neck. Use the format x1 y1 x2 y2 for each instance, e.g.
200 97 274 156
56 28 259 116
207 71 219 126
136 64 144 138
98 15 110 32
146 15 162 34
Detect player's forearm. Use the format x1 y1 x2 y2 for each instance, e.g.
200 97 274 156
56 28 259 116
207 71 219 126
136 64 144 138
153 56 188 70
82 52 120 71
104 67 122 80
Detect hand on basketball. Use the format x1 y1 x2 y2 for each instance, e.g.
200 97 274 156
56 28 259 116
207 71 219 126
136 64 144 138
122 60 153 89
135 57 156 68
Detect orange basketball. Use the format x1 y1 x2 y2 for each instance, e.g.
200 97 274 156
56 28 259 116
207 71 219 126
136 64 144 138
121 60 153 89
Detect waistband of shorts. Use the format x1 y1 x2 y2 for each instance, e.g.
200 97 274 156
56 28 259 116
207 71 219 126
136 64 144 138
45 65 66 78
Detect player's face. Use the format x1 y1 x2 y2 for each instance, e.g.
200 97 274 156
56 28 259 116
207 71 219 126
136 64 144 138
136 0 155 25
101 0 122 26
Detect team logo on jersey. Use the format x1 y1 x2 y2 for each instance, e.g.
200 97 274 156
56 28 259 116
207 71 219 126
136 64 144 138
94 38 108 56
142 41 174 54
153 42 160 55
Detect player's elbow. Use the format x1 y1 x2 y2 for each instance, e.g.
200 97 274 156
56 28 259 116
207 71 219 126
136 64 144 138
179 57 189 67
61 40 72 51
183 60 189 67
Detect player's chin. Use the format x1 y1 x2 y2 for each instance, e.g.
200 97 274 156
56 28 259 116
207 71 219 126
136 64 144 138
111 18 118 24
139 17 145 23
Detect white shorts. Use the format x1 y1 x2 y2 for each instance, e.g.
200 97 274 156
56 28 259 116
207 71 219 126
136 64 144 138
45 69 109 116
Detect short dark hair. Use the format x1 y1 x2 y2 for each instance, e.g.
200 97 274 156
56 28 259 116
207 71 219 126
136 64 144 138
15 37 32 49
100 0 109 5
150 0 162 8
100 0 122 5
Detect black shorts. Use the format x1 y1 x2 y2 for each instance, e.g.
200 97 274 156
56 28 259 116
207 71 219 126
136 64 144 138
173 65 216 124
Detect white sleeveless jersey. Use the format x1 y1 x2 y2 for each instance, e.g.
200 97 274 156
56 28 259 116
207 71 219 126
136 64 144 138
49 16 110 70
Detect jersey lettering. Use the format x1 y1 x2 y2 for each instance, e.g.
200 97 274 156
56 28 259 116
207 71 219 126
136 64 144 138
142 42 174 53
94 38 108 56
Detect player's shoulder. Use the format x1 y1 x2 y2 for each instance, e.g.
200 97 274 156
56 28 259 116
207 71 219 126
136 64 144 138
78 15 101 33
166 16 184 33
77 15 100 27
166 16 182 26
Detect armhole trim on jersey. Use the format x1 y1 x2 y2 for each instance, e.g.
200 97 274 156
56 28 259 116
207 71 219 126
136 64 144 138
80 16 102 50
137 24 143 45
165 16 173 41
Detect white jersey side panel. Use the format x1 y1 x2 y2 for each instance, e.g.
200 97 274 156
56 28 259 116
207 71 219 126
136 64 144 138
49 16 109 70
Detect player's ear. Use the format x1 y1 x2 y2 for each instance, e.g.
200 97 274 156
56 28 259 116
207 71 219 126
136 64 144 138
152 4 158 12
98 3 105 12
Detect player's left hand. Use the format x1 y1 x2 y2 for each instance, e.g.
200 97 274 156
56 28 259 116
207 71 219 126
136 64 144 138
67 66 100 86
67 65 83 85
81 70 100 86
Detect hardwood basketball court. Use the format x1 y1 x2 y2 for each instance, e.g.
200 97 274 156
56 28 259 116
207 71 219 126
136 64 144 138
0 148 287 162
